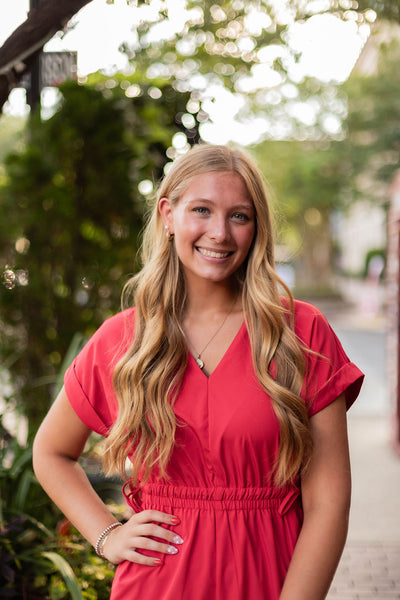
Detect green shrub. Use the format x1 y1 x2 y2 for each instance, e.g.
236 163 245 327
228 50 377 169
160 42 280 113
0 433 117 598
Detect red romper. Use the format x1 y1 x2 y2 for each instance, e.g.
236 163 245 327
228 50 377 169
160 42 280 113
64 299 364 600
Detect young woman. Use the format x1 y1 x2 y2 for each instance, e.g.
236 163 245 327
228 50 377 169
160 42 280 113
33 144 364 600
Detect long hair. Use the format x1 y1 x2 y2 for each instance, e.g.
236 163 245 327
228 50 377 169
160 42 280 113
104 144 312 487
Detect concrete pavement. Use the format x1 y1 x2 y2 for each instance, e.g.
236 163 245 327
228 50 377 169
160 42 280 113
308 293 400 599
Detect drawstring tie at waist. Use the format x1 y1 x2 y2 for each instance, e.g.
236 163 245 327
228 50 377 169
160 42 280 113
122 483 301 516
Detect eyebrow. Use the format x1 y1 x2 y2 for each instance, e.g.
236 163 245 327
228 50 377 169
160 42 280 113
187 198 254 211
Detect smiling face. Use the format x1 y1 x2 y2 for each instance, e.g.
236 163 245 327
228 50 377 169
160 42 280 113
159 170 256 287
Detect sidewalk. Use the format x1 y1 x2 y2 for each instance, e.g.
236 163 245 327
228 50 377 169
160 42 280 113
327 542 400 599
309 293 400 599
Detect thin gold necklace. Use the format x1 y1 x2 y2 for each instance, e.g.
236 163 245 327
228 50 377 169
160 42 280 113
185 297 237 370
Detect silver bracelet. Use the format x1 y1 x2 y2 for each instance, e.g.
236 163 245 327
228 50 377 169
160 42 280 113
95 522 122 558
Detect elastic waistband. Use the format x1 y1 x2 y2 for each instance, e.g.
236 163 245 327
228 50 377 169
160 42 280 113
123 483 301 516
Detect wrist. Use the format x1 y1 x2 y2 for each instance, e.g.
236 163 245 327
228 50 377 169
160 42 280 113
95 522 122 558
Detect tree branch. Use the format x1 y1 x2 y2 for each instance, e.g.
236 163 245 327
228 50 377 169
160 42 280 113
0 0 94 113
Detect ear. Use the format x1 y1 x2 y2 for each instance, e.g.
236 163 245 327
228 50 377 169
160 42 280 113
158 197 174 234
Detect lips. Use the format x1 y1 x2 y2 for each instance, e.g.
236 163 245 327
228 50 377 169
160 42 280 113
196 247 232 259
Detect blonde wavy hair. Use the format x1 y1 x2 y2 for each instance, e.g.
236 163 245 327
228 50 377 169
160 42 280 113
104 144 312 487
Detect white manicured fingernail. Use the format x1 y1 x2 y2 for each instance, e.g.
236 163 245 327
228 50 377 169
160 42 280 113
172 535 184 544
167 545 178 554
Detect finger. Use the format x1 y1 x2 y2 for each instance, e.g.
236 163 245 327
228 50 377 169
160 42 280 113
135 536 180 556
133 523 184 545
126 548 163 567
131 510 180 526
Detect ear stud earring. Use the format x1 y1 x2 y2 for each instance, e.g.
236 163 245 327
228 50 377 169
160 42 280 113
165 225 174 241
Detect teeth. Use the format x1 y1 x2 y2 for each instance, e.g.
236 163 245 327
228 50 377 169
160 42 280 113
198 248 230 258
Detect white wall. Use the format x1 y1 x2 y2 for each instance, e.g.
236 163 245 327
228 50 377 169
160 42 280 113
335 202 386 274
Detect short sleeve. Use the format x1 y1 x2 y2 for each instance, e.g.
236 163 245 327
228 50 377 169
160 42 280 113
64 308 135 435
293 301 364 416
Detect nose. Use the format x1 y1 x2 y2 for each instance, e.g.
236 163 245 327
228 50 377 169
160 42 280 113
209 216 231 243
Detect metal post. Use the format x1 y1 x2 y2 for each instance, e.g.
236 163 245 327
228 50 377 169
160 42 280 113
26 0 41 114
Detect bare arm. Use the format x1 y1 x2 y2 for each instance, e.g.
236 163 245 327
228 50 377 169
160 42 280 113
279 394 351 600
33 387 184 565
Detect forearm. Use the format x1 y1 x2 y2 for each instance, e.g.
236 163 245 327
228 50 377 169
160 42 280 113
280 395 352 599
279 506 348 600
33 451 118 548
32 390 185 567
34 448 185 567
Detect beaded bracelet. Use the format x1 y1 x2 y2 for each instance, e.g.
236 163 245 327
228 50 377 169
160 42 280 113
95 522 122 558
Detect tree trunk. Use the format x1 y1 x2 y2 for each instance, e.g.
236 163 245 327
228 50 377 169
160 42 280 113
0 0 93 113
295 209 335 294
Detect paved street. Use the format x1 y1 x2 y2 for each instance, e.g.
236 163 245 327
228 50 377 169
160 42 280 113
328 543 400 599
310 296 400 599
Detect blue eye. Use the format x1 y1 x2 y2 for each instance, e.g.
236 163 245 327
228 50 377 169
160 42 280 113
193 207 209 215
232 213 249 221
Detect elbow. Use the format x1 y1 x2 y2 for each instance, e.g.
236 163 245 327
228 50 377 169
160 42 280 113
332 493 351 537
302 468 352 524
303 490 351 538
32 429 46 482
337 479 352 522
302 476 352 526
32 426 58 485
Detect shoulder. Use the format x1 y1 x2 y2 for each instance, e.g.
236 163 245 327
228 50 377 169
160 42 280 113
64 308 136 435
95 307 136 339
282 297 327 330
283 298 334 349
81 307 136 364
292 299 326 330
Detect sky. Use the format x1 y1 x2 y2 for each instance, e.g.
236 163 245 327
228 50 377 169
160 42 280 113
0 0 372 144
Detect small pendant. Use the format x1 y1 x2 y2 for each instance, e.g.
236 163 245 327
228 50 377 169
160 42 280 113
195 356 204 369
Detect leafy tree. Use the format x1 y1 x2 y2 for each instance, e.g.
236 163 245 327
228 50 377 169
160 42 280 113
1 0 399 117
120 0 388 142
343 35 400 198
0 116 25 163
0 77 199 429
357 0 400 22
251 139 346 292
251 21 400 292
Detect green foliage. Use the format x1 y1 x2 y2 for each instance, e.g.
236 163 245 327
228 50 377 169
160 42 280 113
39 552 84 600
0 116 26 163
0 77 199 430
129 1 285 87
251 139 346 290
363 247 386 278
116 0 384 141
125 1 299 137
252 139 346 228
0 433 116 598
343 36 400 191
356 0 400 22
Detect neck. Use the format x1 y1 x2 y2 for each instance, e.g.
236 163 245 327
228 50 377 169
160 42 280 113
184 278 240 318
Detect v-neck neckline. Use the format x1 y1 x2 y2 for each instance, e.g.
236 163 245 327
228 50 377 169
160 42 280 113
187 320 247 380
